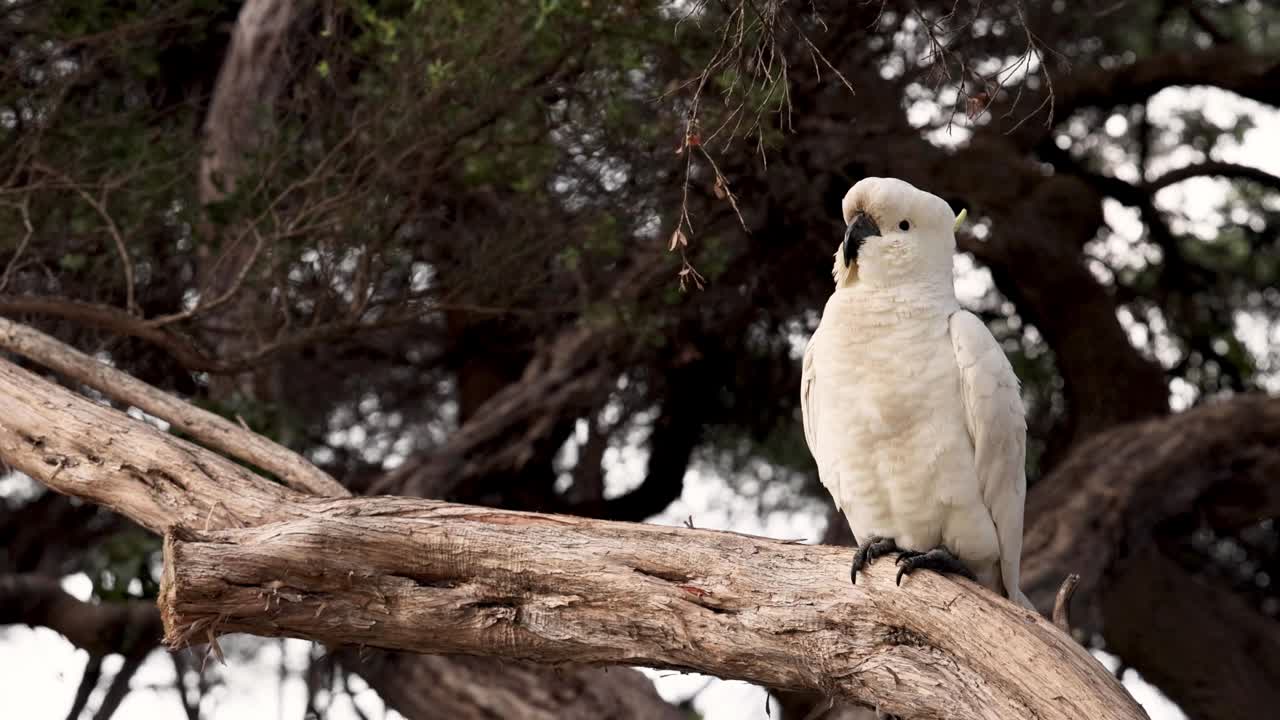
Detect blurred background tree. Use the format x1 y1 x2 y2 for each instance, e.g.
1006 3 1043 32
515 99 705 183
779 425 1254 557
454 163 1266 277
1 1 1278 718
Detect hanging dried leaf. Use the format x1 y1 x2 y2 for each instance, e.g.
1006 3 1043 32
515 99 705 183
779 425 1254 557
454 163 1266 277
669 228 688 252
966 91 991 121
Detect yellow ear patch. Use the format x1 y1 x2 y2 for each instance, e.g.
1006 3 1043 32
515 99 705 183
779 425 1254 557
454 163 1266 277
954 208 968 232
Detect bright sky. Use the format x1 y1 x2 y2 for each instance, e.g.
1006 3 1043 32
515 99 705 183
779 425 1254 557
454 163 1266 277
4 84 1277 720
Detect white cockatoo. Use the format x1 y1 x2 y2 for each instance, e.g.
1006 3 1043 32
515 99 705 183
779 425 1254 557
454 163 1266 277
801 177 1033 608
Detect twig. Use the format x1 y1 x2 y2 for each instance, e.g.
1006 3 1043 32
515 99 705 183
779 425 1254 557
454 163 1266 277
144 228 266 328
1052 572 1080 635
0 199 33 293
34 163 138 316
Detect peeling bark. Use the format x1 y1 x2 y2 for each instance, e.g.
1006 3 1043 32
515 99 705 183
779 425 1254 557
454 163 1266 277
0 348 1145 720
157 500 1144 720
0 317 344 496
0 334 678 720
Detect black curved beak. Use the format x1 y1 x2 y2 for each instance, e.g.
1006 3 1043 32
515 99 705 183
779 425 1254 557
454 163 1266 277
842 212 880 266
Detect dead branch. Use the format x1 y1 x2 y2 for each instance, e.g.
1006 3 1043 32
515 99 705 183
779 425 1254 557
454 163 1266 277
0 317 346 497
152 499 1145 720
0 295 217 371
1053 573 1080 635
67 655 103 720
0 352 304 534
0 348 1146 720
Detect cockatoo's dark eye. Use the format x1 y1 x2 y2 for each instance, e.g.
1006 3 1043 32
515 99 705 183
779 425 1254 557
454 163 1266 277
898 220 910 231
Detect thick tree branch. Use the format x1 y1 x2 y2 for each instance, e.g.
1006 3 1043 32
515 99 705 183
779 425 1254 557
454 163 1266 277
376 255 674 501
336 650 684 720
1099 541 1280 720
564 358 710 521
1004 46 1279 149
0 294 418 377
373 324 611 499
0 295 216 371
1019 395 1280 720
0 343 681 720
0 573 162 659
948 163 1170 452
0 317 346 496
198 0 304 202
0 492 124 576
1022 395 1280 622
157 499 1145 720
1031 144 1199 291
0 341 1145 720
1038 146 1280 207
0 355 304 535
92 650 147 720
0 570 159 720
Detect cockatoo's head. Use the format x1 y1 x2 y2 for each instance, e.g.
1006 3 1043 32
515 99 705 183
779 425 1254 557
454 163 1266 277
834 177 961 289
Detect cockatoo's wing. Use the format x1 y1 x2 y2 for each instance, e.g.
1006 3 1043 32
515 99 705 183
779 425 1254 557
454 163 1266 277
800 329 820 459
949 311 1034 609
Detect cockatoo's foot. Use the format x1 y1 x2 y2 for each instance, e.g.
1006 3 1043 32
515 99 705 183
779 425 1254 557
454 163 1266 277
850 535 898 584
894 545 977 586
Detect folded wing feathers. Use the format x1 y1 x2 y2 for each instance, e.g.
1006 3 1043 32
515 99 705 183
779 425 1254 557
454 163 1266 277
949 311 1034 609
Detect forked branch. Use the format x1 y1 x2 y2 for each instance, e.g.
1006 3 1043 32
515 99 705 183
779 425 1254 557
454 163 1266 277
0 322 1146 720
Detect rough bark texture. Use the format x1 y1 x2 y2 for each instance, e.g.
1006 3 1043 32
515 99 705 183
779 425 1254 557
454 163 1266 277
0 349 1145 720
6 6 1278 720
195 0 303 402
157 499 1144 720
0 317 344 496
0 345 677 720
